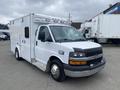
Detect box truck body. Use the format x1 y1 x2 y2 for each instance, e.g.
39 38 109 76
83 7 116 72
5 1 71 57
81 15 120 43
10 13 105 81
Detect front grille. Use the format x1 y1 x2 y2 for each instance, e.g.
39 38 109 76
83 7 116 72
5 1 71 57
71 57 103 66
87 57 103 65
85 47 103 57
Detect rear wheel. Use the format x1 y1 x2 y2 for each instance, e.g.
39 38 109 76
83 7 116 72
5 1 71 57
50 60 66 82
15 49 21 61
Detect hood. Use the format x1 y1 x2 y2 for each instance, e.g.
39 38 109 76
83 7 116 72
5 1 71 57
60 41 101 50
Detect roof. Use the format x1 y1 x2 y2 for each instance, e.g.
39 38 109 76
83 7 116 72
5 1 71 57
47 24 70 27
10 13 70 25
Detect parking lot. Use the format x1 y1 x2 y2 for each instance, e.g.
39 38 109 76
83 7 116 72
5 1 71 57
0 41 120 90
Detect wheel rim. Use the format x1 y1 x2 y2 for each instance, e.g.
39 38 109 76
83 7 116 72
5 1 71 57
51 64 60 79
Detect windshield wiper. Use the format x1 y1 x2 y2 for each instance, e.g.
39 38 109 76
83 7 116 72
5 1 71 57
74 38 86 41
57 38 86 42
57 39 73 42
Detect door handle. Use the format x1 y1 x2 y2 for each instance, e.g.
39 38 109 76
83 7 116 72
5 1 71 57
36 41 38 46
22 40 26 44
22 40 24 43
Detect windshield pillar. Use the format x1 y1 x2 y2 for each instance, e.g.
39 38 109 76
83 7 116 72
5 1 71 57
47 25 56 42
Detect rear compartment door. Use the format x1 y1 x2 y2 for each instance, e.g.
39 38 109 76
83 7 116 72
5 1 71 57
20 17 31 62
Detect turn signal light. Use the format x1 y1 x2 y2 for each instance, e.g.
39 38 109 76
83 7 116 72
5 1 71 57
69 60 87 65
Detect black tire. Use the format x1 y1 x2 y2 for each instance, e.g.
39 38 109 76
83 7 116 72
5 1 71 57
15 48 21 61
50 60 66 82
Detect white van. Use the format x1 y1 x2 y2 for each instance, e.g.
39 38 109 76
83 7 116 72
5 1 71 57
10 13 106 82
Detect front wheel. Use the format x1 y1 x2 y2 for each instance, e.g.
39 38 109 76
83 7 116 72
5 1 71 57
50 60 66 82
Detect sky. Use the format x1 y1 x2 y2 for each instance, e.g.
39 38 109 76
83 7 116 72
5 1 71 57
0 0 120 24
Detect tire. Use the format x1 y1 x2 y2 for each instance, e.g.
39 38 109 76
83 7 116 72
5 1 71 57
50 60 66 82
15 49 21 61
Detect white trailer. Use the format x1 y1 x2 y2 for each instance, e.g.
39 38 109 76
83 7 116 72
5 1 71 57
81 15 120 43
10 13 105 82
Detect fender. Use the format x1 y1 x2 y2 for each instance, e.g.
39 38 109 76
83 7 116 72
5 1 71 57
45 55 64 72
49 54 64 63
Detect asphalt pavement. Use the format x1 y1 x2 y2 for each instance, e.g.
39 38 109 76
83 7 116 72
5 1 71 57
0 41 120 90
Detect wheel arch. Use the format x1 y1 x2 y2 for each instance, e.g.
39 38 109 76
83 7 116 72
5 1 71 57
15 45 21 57
46 56 63 72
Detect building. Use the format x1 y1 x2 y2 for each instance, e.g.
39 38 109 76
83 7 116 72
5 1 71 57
71 22 81 29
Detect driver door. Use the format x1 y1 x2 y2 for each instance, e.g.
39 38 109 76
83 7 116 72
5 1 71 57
35 26 53 67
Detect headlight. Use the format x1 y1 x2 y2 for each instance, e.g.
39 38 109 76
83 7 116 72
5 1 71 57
70 52 85 57
69 48 85 58
71 48 85 57
69 48 86 65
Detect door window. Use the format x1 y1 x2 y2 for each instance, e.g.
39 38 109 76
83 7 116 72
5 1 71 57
24 27 29 38
38 26 52 42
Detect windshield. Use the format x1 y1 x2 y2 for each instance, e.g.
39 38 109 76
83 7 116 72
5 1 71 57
50 26 86 42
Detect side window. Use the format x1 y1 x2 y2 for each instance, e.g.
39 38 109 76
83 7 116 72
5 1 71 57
38 26 52 42
25 27 29 38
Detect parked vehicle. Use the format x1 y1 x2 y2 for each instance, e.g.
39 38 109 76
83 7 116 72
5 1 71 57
81 2 120 44
0 30 10 40
81 15 120 44
3 32 10 40
0 32 8 40
9 13 106 82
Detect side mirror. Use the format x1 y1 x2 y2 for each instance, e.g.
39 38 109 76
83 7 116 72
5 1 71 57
46 38 52 42
39 32 45 42
85 30 89 33
46 35 53 42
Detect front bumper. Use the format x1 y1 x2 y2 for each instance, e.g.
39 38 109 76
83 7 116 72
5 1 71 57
64 58 106 77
